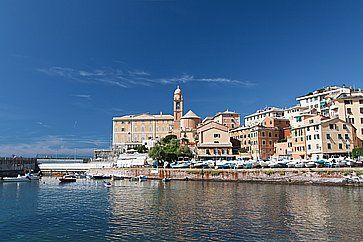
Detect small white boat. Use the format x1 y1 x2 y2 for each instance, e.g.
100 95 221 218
104 181 112 188
26 173 41 180
1 174 31 182
162 178 171 182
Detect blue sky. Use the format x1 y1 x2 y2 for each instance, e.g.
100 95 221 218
1 0 363 156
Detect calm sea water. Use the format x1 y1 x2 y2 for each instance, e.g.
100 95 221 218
0 178 362 241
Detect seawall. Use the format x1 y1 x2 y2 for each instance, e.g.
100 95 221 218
83 167 363 186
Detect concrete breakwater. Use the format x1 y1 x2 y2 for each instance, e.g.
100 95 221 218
85 167 363 186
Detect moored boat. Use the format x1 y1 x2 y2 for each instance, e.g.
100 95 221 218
90 174 112 180
111 175 124 180
58 175 77 183
1 174 31 182
26 172 41 180
170 162 191 169
192 161 209 169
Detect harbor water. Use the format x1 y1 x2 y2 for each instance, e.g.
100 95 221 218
0 178 362 241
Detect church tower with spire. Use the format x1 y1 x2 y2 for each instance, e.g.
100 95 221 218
173 85 183 135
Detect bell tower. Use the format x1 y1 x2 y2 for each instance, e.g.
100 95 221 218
173 85 183 133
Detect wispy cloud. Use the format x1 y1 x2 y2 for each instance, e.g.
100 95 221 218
0 135 109 157
165 74 256 87
71 94 91 99
38 66 257 88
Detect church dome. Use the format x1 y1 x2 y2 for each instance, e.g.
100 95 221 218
181 110 200 119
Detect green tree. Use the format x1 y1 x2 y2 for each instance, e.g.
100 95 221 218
148 136 193 162
161 135 177 144
352 147 363 158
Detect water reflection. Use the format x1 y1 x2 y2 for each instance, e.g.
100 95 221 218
106 181 363 241
0 178 362 241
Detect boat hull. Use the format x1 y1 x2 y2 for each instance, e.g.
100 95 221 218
2 177 30 182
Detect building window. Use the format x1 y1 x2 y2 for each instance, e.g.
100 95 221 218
262 140 266 145
308 144 311 150
327 143 332 149
214 134 221 138
344 100 352 105
338 134 342 139
345 134 349 140
360 100 363 104
326 134 331 139
262 132 265 137
329 124 334 129
349 118 355 124
339 143 343 149
343 124 347 129
347 108 352 114
268 132 272 137
360 108 363 114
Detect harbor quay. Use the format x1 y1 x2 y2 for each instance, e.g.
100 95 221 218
41 166 363 186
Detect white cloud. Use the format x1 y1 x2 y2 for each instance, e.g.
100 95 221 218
71 94 91 99
38 66 257 88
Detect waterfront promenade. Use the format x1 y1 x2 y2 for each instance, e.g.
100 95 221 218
91 167 363 186
40 165 363 186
